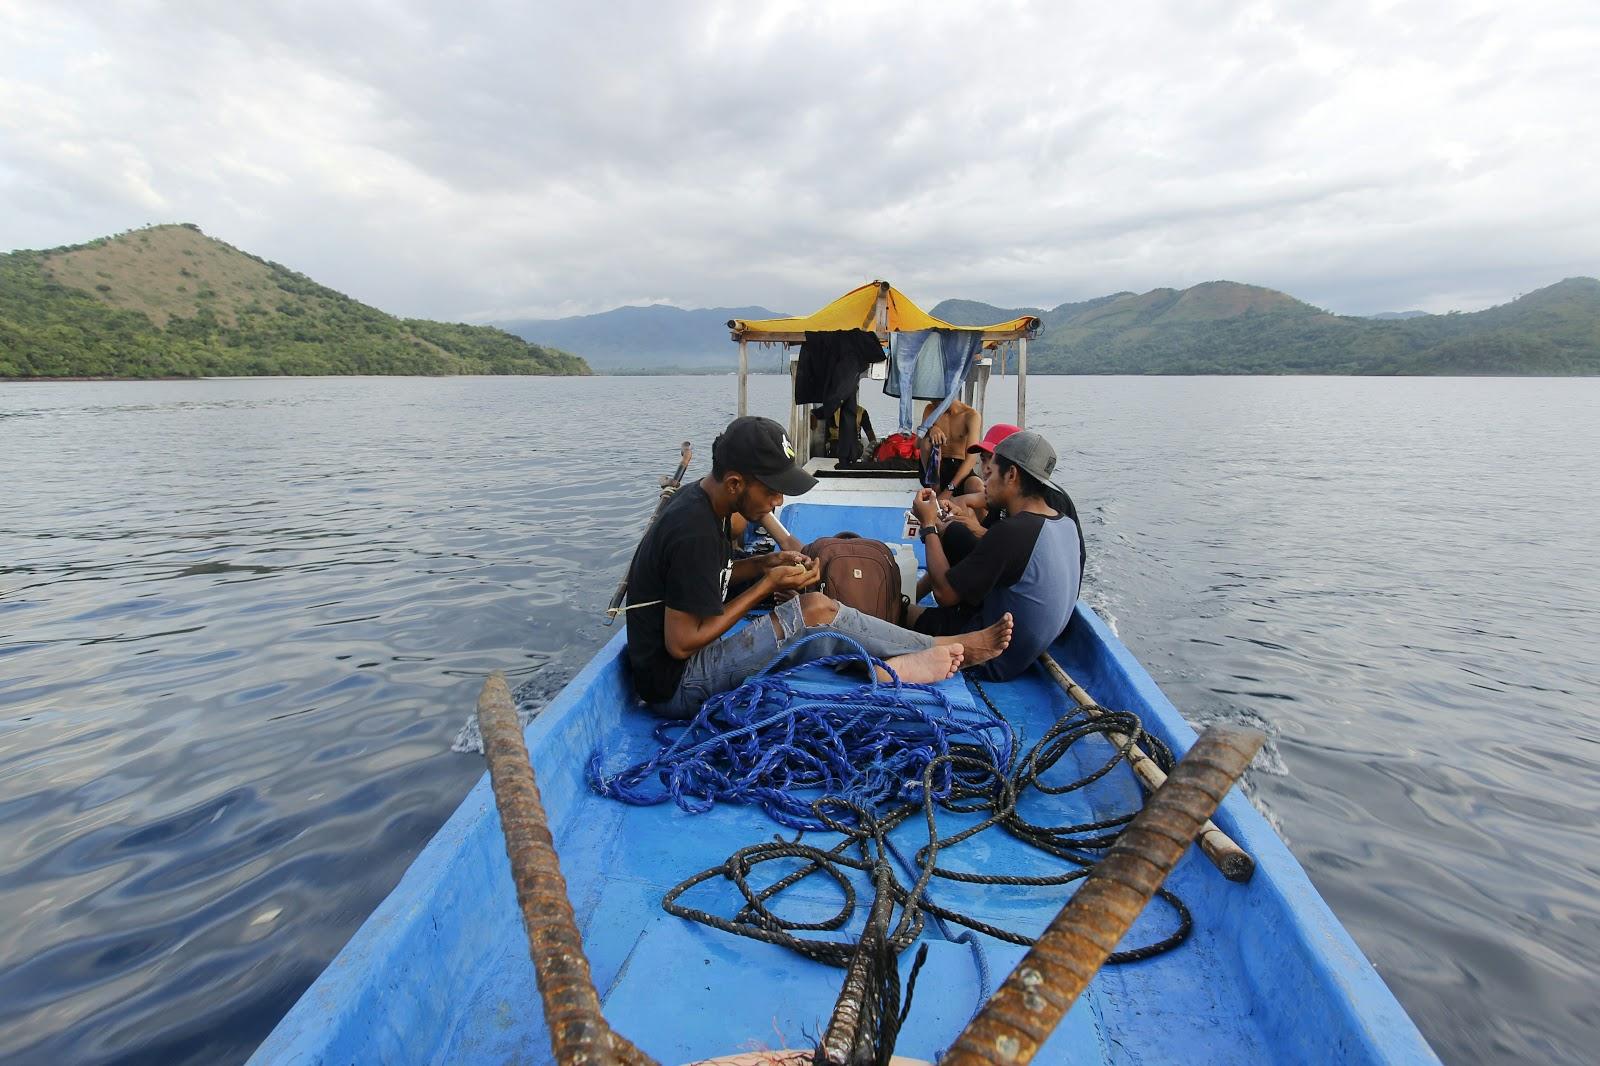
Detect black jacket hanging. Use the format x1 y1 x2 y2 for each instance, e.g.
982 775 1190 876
795 330 885 464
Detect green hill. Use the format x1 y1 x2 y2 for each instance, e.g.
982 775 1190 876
0 224 589 379
932 278 1600 375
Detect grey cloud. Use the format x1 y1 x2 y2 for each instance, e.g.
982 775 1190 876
1 0 1596 322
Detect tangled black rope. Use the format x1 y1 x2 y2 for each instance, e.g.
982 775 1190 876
658 671 1193 978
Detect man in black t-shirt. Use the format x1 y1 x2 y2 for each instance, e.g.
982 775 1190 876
625 416 1015 718
908 430 1084 682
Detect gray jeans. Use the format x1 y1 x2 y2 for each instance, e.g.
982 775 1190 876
646 599 935 720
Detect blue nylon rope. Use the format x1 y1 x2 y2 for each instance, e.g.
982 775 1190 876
587 632 1015 831
882 831 993 1013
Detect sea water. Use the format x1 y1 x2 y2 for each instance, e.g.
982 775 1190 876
1 374 1596 1064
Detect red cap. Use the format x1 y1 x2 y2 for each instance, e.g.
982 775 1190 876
967 423 1021 456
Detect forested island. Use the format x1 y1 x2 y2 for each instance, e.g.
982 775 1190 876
495 277 1600 376
932 278 1600 376
6 223 1595 379
0 225 589 379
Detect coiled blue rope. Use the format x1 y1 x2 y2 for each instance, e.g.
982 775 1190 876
587 632 1014 831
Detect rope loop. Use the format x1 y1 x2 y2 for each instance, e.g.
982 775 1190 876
590 652 1197 1013
588 631 1013 830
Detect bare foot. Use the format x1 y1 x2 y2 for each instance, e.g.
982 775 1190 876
946 612 1012 667
881 643 964 683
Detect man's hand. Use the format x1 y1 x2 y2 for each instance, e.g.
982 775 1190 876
912 487 941 526
758 550 809 572
766 557 820 592
942 498 983 535
927 425 947 448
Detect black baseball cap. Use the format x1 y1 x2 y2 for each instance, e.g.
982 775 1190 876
712 416 818 496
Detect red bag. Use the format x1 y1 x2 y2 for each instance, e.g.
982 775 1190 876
873 432 919 462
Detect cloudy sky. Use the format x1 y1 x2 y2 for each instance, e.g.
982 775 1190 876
2 1 1596 321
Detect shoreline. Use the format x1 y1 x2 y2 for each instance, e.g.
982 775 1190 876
7 370 1600 382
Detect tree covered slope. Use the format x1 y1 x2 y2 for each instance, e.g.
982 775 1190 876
0 225 589 379
932 278 1600 375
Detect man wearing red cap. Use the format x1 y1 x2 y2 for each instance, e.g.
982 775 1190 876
941 422 1021 532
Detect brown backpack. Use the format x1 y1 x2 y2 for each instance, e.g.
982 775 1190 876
800 534 907 626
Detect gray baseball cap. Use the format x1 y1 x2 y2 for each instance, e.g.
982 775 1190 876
992 430 1070 508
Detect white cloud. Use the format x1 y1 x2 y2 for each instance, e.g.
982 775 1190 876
1 0 1596 320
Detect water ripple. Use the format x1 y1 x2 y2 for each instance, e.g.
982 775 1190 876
1 375 1597 1064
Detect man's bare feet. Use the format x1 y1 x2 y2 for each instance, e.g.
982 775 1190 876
881 643 964 683
938 612 1012 667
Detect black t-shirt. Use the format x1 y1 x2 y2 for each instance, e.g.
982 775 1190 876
624 481 734 703
936 506 1008 567
945 509 1083 681
946 511 1046 605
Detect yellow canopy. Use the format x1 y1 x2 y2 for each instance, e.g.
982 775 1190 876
727 281 1038 342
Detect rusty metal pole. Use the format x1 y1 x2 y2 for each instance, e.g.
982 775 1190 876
943 725 1264 1066
478 672 657 1066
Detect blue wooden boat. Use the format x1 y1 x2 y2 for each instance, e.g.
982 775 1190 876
250 285 1438 1064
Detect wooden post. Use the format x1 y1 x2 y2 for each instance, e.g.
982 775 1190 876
1016 336 1028 428
974 357 991 427
1039 654 1256 882
788 349 807 463
737 339 749 417
477 673 657 1065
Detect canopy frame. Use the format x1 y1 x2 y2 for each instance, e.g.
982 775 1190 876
729 280 1037 436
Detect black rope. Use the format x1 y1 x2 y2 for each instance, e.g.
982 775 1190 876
662 674 1194 975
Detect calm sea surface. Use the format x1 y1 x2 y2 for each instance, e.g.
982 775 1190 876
1 374 1596 1064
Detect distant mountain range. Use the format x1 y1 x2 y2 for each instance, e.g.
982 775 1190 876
497 277 1600 375
495 305 785 371
1 225 589 379
8 226 1594 378
932 278 1600 375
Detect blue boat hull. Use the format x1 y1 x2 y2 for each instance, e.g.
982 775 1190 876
251 499 1437 1065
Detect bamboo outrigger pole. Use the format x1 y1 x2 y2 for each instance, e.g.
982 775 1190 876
477 673 658 1066
1039 654 1256 882
944 725 1264 1066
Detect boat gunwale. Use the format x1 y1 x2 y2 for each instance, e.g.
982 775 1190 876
250 511 1437 1064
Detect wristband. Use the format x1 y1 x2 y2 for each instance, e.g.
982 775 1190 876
919 525 939 541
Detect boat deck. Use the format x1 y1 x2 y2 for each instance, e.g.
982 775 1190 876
438 657 1270 1065
251 491 1436 1065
